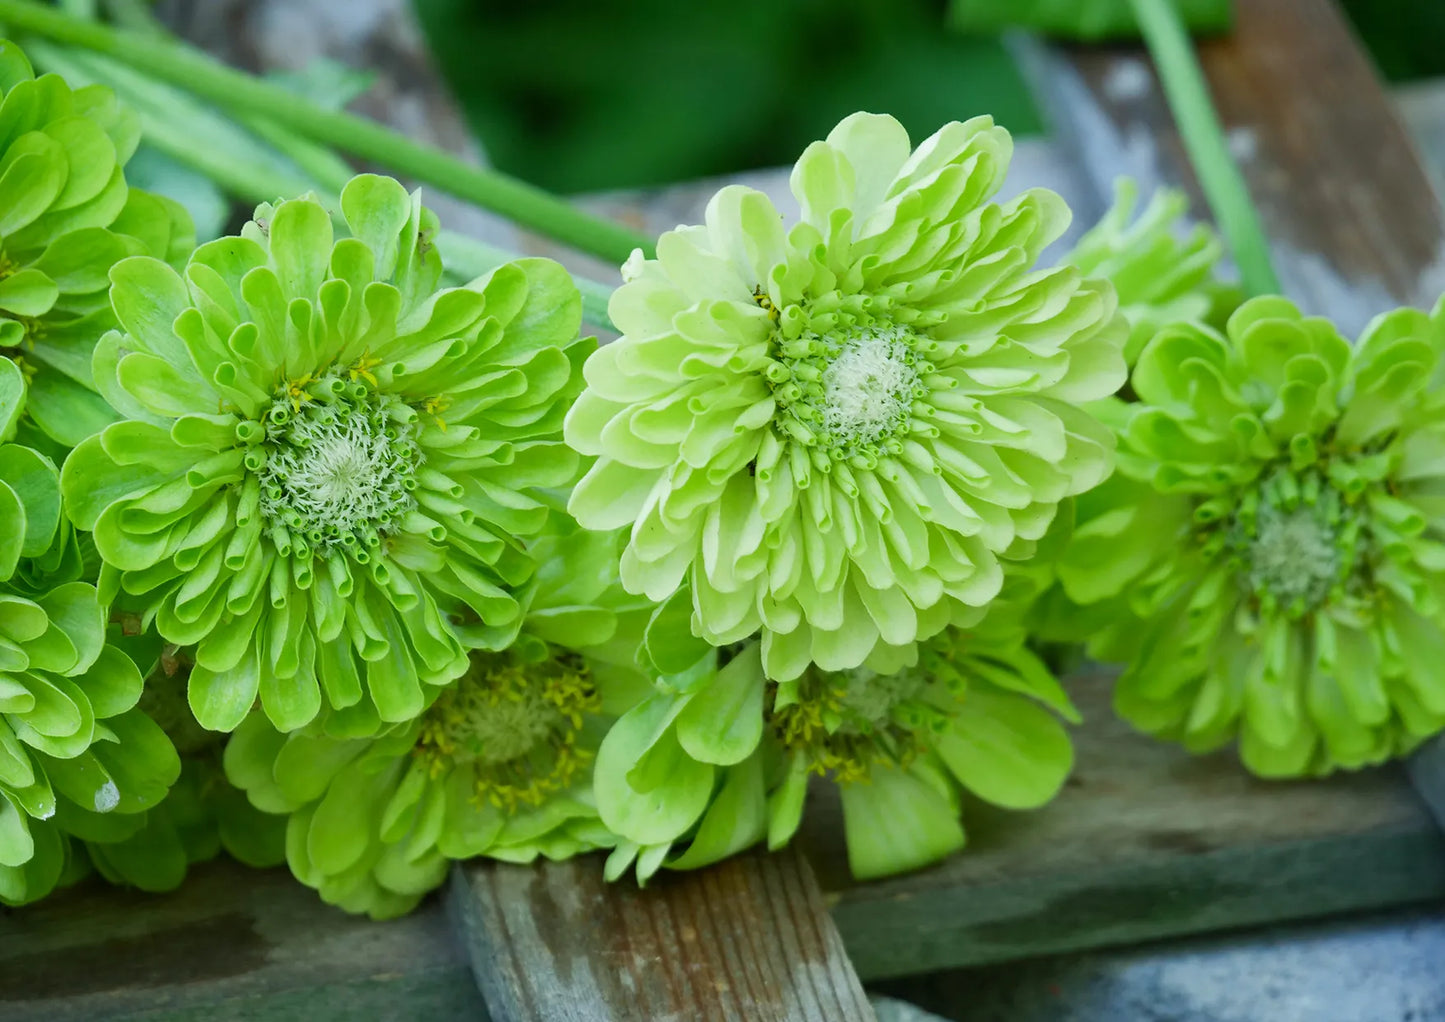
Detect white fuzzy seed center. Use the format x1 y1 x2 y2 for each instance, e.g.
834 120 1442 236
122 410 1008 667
821 328 919 447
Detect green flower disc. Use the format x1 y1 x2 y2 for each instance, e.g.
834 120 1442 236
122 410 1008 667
84 658 285 892
1064 178 1240 365
0 39 194 448
224 523 653 919
0 442 179 906
566 112 1126 682
596 569 1075 883
62 175 591 736
1059 296 1445 776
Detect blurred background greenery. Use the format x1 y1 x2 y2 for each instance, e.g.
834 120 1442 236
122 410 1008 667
411 0 1445 195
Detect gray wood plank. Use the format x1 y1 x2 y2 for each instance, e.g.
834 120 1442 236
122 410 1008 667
0 861 485 1021
447 848 875 1022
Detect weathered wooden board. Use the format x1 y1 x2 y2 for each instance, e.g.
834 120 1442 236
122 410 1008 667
449 848 874 1022
0 861 484 1021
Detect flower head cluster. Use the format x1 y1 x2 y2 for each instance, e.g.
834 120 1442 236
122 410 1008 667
1064 179 1239 365
596 569 1075 882
0 40 193 448
0 441 178 905
62 175 591 735
1059 297 1445 775
224 522 654 918
566 112 1126 681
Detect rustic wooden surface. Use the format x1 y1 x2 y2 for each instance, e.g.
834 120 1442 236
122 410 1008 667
449 848 874 1022
0 861 483 1021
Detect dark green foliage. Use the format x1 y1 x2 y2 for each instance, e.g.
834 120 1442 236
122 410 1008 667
948 0 1232 41
412 0 1041 194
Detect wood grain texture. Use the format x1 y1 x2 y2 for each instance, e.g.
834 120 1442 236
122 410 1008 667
0 861 484 1021
448 848 875 1022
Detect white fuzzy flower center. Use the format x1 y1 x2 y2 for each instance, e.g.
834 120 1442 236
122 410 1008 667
821 329 920 447
258 385 420 550
1246 503 1340 610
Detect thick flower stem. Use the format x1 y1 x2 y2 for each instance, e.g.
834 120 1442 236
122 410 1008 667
1126 0 1281 297
0 0 653 266
25 39 618 332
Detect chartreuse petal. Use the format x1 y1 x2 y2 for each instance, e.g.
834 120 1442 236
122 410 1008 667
839 765 966 881
934 686 1073 809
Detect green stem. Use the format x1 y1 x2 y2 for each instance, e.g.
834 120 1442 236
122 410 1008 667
0 0 652 265
30 41 620 333
1127 0 1280 297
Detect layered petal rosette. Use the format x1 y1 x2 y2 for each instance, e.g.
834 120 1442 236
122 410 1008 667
84 657 285 892
0 40 194 448
223 523 654 918
597 568 1076 882
1064 179 1239 365
0 443 179 905
62 175 591 735
566 112 1126 681
1059 296 1445 776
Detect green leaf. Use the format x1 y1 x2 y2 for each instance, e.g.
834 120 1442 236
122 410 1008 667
0 443 59 558
0 481 25 581
0 357 24 441
0 268 58 317
666 754 768 869
0 794 33 869
22 371 118 448
594 695 714 845
675 643 765 766
839 765 966 880
934 686 1074 809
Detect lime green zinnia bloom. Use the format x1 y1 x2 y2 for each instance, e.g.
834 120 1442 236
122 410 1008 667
0 40 193 448
61 175 591 735
1059 296 1445 776
1065 178 1240 366
84 656 284 892
597 569 1075 882
223 523 653 919
0 442 179 905
565 112 1126 682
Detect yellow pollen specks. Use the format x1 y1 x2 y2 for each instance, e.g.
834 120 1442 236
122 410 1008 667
423 394 452 431
283 374 316 413
752 285 780 323
414 653 600 814
349 350 382 386
769 665 936 784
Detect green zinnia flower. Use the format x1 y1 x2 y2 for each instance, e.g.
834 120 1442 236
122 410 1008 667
1058 296 1445 776
565 111 1126 681
0 40 194 448
1064 178 1240 366
223 522 653 919
83 655 285 892
0 441 179 905
597 568 1075 882
61 175 590 735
